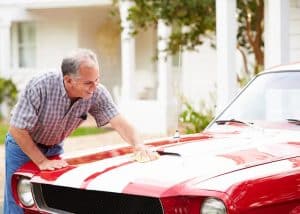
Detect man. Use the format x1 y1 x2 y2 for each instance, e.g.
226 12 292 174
4 49 159 213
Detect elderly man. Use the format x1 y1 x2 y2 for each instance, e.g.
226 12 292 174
4 49 159 213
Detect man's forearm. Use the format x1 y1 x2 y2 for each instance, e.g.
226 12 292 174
109 114 159 162
9 126 47 166
109 115 142 148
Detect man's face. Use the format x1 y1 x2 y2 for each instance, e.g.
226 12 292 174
68 61 100 99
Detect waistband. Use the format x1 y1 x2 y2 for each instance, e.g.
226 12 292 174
36 143 56 149
7 132 60 149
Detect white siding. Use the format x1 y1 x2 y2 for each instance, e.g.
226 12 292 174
36 20 78 69
181 40 217 109
9 7 122 93
289 1 300 61
135 27 157 99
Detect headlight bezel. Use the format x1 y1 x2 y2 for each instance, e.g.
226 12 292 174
16 176 35 207
201 197 227 214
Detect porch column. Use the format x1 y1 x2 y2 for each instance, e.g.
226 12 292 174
119 0 135 101
157 20 175 134
264 0 289 68
216 0 237 113
0 20 11 78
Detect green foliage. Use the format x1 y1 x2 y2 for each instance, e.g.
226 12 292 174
179 101 214 134
0 125 112 145
0 78 18 107
237 0 264 75
237 0 264 52
70 127 111 137
126 0 215 55
0 122 8 144
0 78 18 120
121 0 264 77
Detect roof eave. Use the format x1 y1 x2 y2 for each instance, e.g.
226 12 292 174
0 0 113 9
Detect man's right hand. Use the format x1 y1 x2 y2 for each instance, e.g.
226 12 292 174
38 159 68 171
9 126 69 171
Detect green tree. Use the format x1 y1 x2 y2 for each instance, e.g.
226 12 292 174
237 0 264 77
117 0 264 133
122 0 264 78
125 0 215 55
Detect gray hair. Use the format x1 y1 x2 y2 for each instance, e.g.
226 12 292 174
61 48 99 76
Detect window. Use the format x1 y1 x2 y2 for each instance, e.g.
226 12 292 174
11 22 36 68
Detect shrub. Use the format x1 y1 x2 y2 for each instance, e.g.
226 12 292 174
179 98 215 134
0 78 18 120
179 102 214 134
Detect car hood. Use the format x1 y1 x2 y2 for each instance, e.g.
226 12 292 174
31 127 300 197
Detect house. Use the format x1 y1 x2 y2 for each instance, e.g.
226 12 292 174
0 0 299 134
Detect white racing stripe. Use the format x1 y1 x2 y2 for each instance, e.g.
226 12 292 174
54 154 133 188
86 155 237 193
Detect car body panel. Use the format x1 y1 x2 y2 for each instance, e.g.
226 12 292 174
12 64 300 214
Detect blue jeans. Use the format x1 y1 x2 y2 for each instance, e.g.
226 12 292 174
4 133 64 214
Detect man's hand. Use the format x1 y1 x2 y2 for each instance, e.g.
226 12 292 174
38 159 68 171
9 126 69 171
109 115 160 163
133 145 160 163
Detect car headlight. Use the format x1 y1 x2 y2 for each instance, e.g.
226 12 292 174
17 176 34 207
201 198 227 214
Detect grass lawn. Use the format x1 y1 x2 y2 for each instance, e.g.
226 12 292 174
69 126 111 137
0 123 111 145
0 123 8 144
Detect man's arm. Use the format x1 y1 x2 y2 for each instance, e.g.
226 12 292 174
9 126 68 170
109 114 159 162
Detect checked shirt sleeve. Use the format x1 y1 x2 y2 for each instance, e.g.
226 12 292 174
89 85 119 127
10 86 41 131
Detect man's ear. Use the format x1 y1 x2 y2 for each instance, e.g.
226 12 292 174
63 75 73 85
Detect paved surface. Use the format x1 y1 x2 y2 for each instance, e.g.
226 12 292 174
0 128 165 212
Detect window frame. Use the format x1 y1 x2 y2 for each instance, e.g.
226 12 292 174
11 22 36 69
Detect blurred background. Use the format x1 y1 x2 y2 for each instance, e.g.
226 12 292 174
0 0 300 211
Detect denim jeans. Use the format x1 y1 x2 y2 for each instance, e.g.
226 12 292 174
4 133 64 214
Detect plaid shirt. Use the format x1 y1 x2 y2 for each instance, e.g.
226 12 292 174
10 71 119 146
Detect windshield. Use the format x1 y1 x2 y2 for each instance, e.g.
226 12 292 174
212 71 300 125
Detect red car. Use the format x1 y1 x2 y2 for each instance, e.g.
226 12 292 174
12 64 300 214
